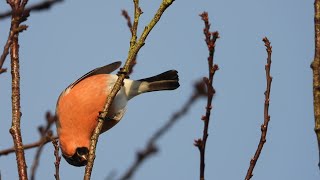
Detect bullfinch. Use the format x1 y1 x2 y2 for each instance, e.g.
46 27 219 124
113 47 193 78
55 61 179 166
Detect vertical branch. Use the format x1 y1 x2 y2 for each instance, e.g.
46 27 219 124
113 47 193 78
311 0 320 169
52 138 61 180
194 12 219 180
30 112 56 180
7 0 29 179
83 1 175 179
245 37 273 180
121 9 140 75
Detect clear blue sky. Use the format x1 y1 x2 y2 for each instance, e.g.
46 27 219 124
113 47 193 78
0 0 317 179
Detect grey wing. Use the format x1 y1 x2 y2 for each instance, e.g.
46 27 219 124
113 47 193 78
68 61 121 89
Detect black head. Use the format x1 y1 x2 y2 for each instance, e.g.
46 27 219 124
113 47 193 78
63 147 89 167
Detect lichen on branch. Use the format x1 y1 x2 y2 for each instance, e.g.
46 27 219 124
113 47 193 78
83 1 175 179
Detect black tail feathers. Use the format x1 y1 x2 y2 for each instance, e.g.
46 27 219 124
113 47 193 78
138 70 180 92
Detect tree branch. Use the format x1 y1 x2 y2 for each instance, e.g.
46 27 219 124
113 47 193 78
193 12 219 180
245 37 273 180
0 32 14 74
0 0 63 20
7 0 30 179
311 0 320 169
0 136 58 156
30 112 56 180
52 138 61 180
83 1 175 179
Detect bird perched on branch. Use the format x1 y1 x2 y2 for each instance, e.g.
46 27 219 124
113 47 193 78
55 61 179 166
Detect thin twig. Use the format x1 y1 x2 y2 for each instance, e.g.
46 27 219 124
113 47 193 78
0 136 58 156
0 0 63 20
84 1 175 179
245 37 273 180
121 9 138 75
311 0 320 169
119 81 205 180
0 32 14 74
30 112 57 180
193 12 219 180
7 0 30 179
52 138 61 180
121 10 133 34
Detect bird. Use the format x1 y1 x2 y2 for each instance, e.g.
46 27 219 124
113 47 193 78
55 61 179 166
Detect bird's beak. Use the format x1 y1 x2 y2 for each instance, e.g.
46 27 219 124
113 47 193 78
79 154 88 162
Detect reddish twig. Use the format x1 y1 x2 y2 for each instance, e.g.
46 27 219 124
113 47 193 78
121 9 136 75
245 37 273 180
7 0 30 179
30 112 57 180
193 12 219 180
52 138 61 180
119 81 206 180
0 136 58 156
0 33 14 74
121 10 133 34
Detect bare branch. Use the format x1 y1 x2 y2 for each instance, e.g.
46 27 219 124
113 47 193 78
121 9 137 75
121 10 133 34
0 136 58 156
311 0 320 169
84 1 175 179
8 0 30 179
0 0 63 20
245 37 273 180
52 138 61 180
0 33 13 74
30 112 56 180
193 12 219 180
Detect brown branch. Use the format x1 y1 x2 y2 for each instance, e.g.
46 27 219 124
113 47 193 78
121 9 138 75
193 12 219 180
121 10 133 34
52 138 61 180
84 1 175 179
7 0 30 179
0 136 58 156
245 37 273 180
119 81 205 180
0 33 13 74
311 0 320 169
30 112 56 180
0 0 63 20
0 22 28 75
122 1 142 75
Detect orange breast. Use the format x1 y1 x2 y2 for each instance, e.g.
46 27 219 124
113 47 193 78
56 74 112 156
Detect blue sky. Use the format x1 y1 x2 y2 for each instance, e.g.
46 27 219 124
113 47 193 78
0 0 317 179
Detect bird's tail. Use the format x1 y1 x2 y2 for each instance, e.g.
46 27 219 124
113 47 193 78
138 70 180 92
